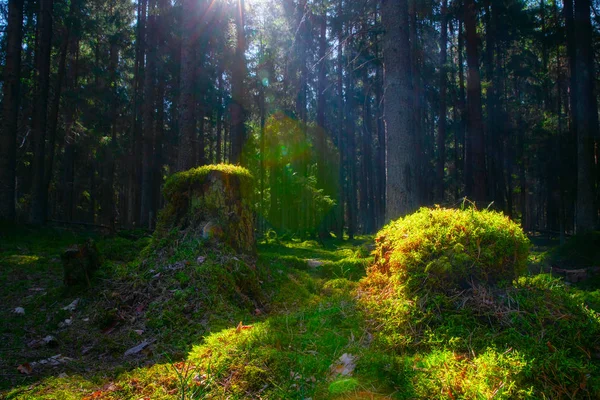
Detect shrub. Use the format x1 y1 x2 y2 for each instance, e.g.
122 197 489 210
370 206 530 294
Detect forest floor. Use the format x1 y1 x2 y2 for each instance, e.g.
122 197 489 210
1 226 599 399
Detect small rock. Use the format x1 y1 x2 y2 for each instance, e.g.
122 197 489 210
62 299 79 312
58 318 73 328
43 335 58 345
13 307 25 315
124 339 155 357
329 353 357 377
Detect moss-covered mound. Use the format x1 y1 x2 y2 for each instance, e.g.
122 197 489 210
154 164 255 254
370 207 529 293
360 207 600 398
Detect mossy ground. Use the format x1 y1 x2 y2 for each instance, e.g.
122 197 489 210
2 222 600 399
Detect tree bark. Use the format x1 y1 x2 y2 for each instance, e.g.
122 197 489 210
573 0 599 231
436 0 448 201
177 0 198 171
29 0 55 224
0 0 24 221
230 0 247 165
382 0 417 221
141 8 157 228
463 0 487 203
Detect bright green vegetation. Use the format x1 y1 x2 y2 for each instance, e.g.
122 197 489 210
361 207 600 398
161 164 253 200
2 208 600 399
371 207 530 293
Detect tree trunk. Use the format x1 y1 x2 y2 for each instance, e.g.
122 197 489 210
177 0 198 171
45 0 77 222
0 0 24 221
382 0 417 221
573 0 599 231
230 0 247 165
436 0 448 201
336 0 345 238
141 8 157 228
29 0 55 224
463 0 487 203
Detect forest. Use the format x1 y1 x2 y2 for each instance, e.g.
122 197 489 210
1 0 600 398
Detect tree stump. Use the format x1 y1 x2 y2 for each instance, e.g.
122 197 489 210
154 165 255 254
62 239 100 287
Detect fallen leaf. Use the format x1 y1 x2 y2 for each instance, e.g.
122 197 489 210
17 363 33 374
13 307 25 315
197 256 206 264
134 330 144 335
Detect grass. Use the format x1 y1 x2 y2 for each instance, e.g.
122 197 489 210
1 222 600 399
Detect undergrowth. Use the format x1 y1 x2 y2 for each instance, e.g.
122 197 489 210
360 207 600 398
3 210 600 399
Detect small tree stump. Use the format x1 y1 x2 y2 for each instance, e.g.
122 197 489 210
155 165 255 254
62 239 100 287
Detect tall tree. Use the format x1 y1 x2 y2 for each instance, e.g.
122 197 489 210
463 0 487 202
573 0 599 231
230 0 248 165
436 0 448 201
0 0 24 221
382 0 417 221
29 0 55 224
177 0 199 171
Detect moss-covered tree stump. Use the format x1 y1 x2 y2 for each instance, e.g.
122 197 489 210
154 165 255 254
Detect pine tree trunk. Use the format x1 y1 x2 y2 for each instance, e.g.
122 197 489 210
230 0 247 165
336 0 345 238
141 9 157 228
176 0 197 171
0 0 24 221
29 0 54 224
463 0 487 203
436 0 448 202
382 0 417 221
573 0 599 231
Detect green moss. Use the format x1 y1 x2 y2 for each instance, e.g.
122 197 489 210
162 164 253 201
370 206 530 294
360 207 600 398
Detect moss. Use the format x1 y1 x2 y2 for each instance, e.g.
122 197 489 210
153 164 255 255
360 207 600 398
162 164 253 201
369 206 530 294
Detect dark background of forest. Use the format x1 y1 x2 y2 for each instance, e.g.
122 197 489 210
0 0 599 237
